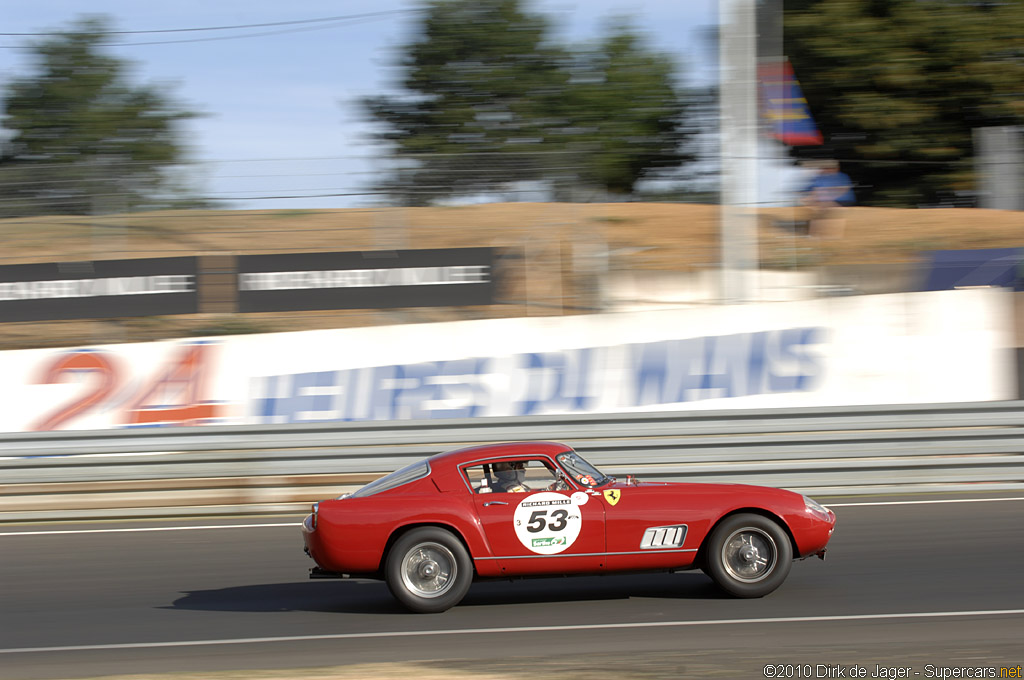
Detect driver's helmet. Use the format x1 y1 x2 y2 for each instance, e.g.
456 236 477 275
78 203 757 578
494 461 527 488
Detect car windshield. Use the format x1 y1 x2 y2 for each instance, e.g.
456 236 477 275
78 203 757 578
349 460 430 498
556 451 610 488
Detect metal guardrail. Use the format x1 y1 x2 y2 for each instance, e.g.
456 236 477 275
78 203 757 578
2 401 1024 521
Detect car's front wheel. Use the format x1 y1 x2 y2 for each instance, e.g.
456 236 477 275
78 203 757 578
705 513 793 597
385 527 473 613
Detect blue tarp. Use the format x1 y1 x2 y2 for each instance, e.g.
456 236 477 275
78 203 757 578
921 248 1024 291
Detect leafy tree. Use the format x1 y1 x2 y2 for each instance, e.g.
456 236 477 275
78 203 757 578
784 0 1024 207
0 16 203 217
363 0 566 204
559 25 694 195
364 0 693 203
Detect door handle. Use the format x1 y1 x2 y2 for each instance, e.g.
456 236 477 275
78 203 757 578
483 501 508 507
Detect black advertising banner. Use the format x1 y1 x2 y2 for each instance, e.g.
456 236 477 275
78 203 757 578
237 248 495 313
0 257 198 323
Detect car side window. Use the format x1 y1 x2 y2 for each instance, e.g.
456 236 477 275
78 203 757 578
463 460 560 494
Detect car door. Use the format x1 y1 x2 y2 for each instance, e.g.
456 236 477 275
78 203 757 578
600 483 702 572
468 464 606 576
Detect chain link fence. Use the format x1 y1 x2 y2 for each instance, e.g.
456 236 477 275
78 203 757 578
0 152 727 350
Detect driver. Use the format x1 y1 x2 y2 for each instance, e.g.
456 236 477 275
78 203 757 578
493 461 530 493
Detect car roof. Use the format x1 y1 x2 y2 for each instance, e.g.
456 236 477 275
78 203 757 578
430 441 574 467
419 442 577 494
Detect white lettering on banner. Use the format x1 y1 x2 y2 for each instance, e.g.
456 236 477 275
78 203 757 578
249 328 826 424
0 275 194 301
238 265 490 292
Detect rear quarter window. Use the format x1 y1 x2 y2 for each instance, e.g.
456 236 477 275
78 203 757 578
349 460 430 498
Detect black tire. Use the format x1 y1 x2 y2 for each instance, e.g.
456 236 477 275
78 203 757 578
385 527 473 613
704 513 793 598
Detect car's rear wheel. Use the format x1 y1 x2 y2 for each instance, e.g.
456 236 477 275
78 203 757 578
385 527 473 613
705 513 792 598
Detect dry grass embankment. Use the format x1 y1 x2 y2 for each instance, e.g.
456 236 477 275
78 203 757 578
1 203 1021 349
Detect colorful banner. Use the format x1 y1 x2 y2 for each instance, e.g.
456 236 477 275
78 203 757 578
758 58 823 146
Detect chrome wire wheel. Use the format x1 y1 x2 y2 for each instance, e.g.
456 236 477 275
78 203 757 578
720 527 777 584
400 541 457 598
387 527 472 613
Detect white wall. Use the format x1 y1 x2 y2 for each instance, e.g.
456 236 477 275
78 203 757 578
0 288 1013 433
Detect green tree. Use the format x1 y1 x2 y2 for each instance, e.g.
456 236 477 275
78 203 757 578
560 24 693 195
785 0 1024 207
0 16 203 217
364 0 693 203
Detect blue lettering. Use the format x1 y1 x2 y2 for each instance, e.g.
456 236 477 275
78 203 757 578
570 349 592 411
257 374 286 422
375 359 492 420
702 334 741 398
253 371 340 423
392 363 437 420
746 331 768 396
433 358 489 419
338 368 361 422
671 338 705 403
250 326 828 423
517 350 593 415
634 328 826 406
520 353 555 416
796 327 826 390
290 371 339 422
768 329 802 392
369 365 398 421
633 341 670 407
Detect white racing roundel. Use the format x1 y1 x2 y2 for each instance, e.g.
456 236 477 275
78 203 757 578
513 492 584 555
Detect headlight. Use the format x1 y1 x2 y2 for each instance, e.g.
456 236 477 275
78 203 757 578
803 495 832 522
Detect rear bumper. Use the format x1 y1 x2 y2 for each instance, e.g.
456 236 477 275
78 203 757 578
301 513 318 561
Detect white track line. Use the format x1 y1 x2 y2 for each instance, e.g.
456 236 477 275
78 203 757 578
2 496 1023 537
827 496 1024 508
2 609 1023 655
0 522 298 537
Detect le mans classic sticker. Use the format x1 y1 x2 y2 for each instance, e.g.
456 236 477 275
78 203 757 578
513 492 584 555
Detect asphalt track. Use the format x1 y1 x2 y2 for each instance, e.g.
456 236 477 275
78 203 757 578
2 494 1023 680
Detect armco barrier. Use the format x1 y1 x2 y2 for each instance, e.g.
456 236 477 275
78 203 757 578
2 401 1024 521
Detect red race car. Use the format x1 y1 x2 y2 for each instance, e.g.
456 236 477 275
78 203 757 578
301 441 835 613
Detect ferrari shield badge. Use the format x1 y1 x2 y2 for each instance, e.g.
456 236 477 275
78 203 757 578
603 489 621 506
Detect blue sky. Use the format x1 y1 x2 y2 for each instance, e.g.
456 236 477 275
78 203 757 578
0 1 734 209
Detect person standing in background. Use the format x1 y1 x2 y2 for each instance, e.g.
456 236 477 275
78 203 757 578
800 159 855 239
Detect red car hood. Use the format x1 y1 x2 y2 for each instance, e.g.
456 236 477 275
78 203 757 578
602 479 805 503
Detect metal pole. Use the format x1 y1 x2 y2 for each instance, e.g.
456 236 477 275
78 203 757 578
719 0 760 302
975 126 1023 211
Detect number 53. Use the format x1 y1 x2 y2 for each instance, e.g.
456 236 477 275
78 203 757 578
526 509 568 533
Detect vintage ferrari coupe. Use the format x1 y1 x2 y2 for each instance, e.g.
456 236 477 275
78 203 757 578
301 441 835 613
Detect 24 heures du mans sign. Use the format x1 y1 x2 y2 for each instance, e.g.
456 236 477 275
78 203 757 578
0 257 198 323
237 248 495 313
